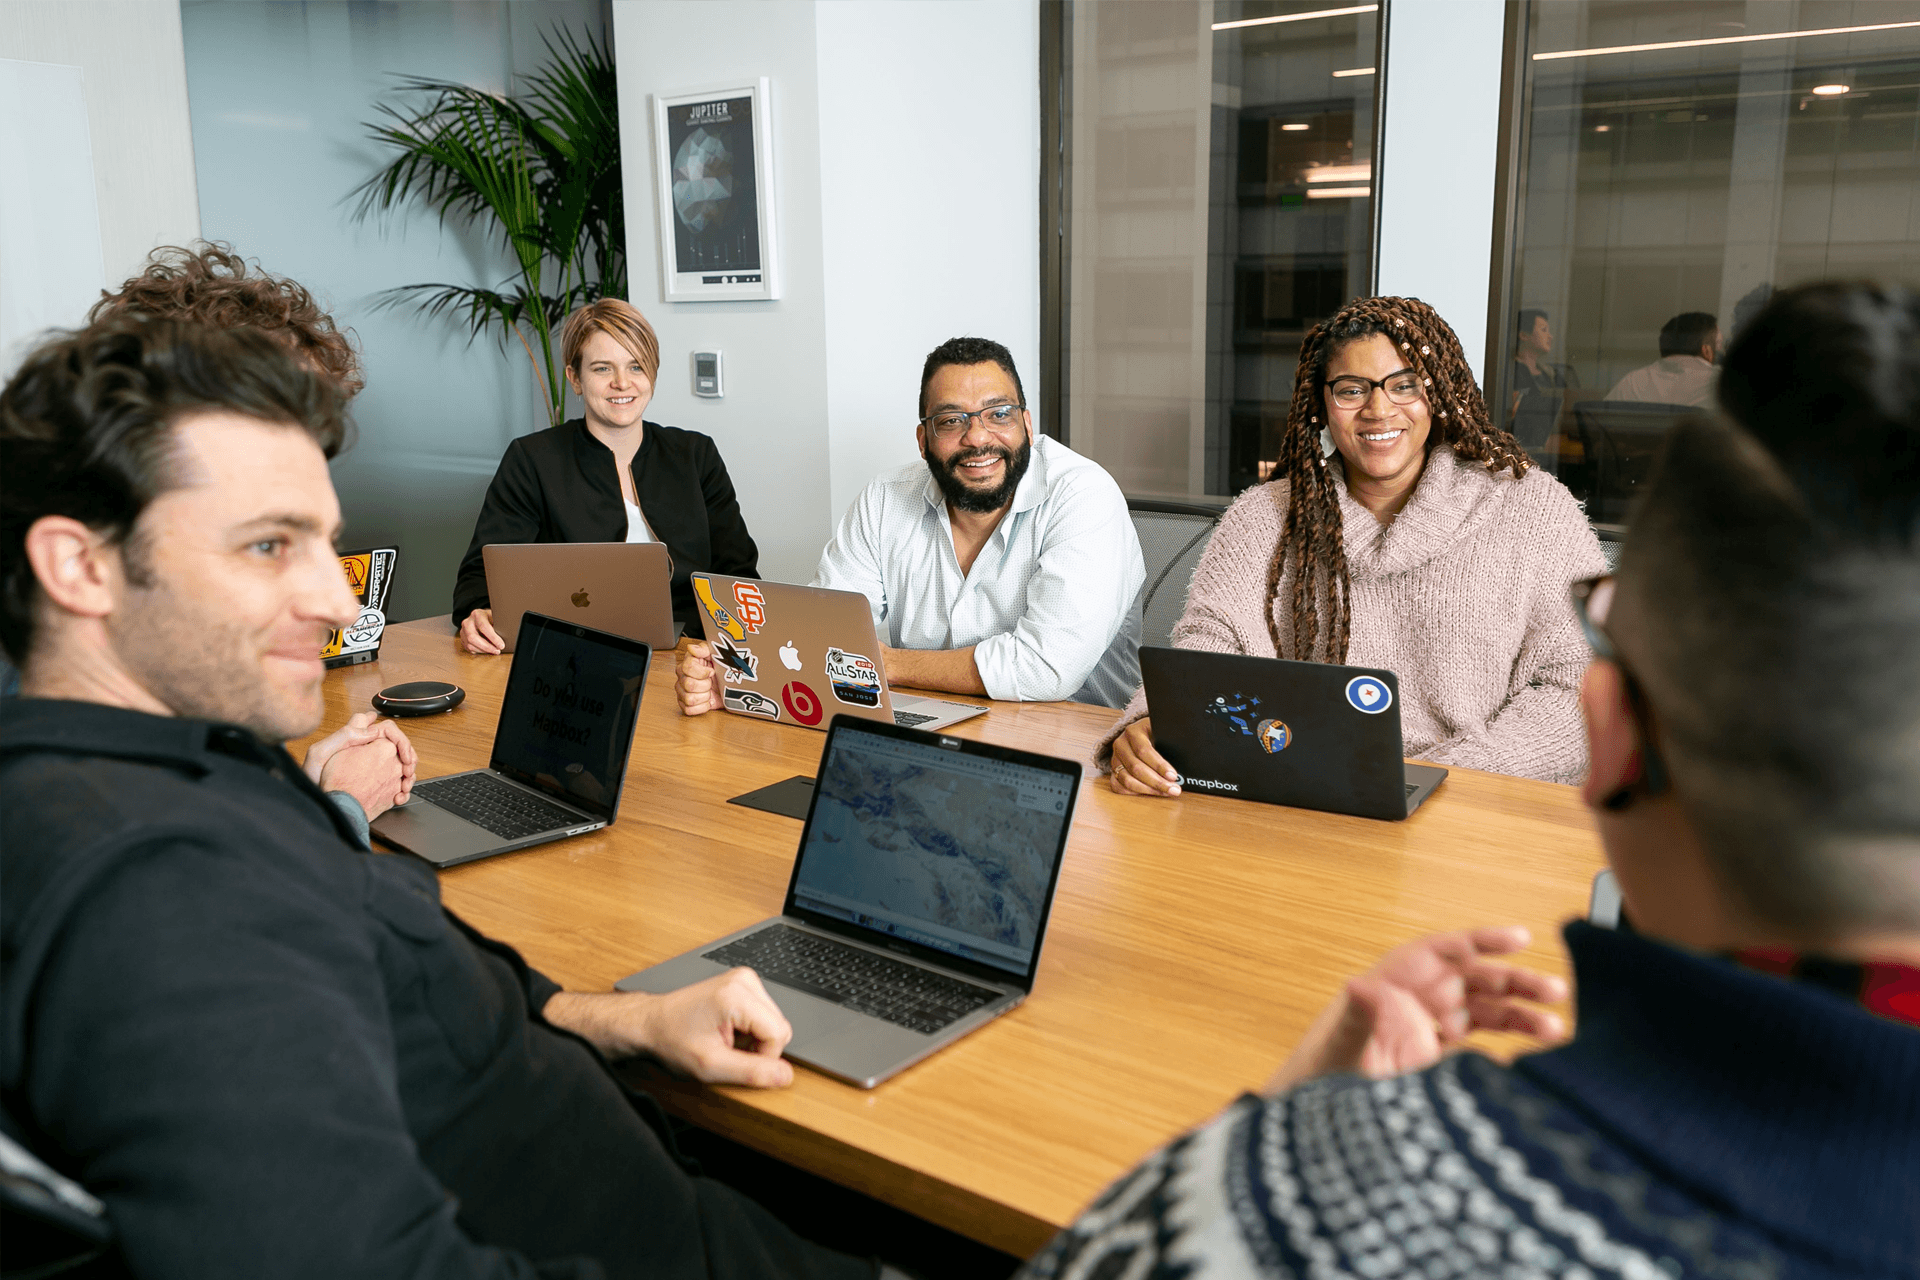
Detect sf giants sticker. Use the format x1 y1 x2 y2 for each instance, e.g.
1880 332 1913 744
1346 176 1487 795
781 680 824 726
823 647 881 707
725 689 780 720
1345 675 1392 714
731 583 767 634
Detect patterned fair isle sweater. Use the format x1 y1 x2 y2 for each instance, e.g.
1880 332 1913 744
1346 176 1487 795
1100 448 1607 784
1020 922 1920 1280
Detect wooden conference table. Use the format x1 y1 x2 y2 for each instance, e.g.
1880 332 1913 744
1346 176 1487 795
301 617 1606 1258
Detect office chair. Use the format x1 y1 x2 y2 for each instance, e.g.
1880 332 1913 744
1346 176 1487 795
1570 401 1703 526
1127 499 1224 650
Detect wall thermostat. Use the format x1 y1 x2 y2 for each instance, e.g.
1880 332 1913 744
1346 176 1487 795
692 350 724 398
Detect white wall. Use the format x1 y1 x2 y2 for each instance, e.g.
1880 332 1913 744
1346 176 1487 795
1376 0 1506 384
613 0 1041 584
0 1 201 370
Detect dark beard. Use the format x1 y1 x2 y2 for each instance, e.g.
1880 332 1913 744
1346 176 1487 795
925 435 1033 513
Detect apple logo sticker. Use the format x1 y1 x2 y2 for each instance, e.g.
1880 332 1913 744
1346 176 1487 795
779 642 802 671
571 588 590 607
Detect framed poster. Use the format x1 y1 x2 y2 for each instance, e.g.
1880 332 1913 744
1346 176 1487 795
651 78 780 302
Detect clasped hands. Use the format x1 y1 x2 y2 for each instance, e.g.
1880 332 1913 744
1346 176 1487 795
541 926 1565 1093
301 711 417 819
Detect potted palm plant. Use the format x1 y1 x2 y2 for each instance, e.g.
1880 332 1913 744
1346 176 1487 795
352 29 625 428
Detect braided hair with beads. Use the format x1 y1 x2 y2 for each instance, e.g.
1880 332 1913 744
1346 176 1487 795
1267 296 1531 664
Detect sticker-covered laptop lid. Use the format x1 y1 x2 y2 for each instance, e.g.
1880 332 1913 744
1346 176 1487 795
689 572 896 730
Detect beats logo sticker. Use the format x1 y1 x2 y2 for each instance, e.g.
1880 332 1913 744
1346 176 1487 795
781 680 823 726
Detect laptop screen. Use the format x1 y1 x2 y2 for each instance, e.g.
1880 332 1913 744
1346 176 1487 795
789 722 1075 978
491 614 651 820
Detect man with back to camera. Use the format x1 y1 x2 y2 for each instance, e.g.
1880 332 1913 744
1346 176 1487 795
1606 310 1722 406
0 317 878 1279
675 336 1145 716
1021 282 1920 1277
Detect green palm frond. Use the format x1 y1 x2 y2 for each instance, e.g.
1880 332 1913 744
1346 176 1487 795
350 29 625 427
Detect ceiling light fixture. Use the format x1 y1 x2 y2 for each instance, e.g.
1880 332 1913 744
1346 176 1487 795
1534 19 1920 61
1305 186 1370 199
1331 66 1376 77
1304 164 1372 182
1811 83 1852 95
1213 4 1377 32
1594 124 1612 131
1280 122 1312 131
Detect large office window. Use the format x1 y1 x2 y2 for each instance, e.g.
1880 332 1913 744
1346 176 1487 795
1058 1 1383 500
1492 1 1920 529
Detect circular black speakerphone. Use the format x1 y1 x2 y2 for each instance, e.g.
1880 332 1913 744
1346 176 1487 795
372 681 465 717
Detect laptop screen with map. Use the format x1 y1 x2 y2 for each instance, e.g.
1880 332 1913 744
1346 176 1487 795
786 720 1076 983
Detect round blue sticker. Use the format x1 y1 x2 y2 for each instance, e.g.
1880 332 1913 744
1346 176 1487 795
1345 675 1392 714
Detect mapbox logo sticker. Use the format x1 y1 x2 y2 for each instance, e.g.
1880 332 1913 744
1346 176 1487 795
732 583 767 633
1345 676 1391 714
725 689 779 720
782 680 824 725
1256 719 1291 753
824 647 881 707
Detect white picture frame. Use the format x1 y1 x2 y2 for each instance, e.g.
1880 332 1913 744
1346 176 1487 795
651 78 780 302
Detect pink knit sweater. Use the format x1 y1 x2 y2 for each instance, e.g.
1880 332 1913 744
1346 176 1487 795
1101 448 1607 784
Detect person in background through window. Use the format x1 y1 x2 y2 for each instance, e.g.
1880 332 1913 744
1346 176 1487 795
1508 308 1578 451
453 298 760 653
1102 296 1604 791
1606 311 1721 407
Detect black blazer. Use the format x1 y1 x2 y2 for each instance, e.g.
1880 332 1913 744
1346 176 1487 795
452 418 759 625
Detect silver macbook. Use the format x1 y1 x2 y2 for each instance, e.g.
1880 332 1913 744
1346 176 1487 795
371 612 651 866
619 715 1081 1088
689 572 986 732
484 542 678 652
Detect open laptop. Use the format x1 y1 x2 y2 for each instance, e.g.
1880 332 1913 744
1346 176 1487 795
688 571 986 732
484 542 678 652
370 612 651 866
619 714 1080 1087
1139 647 1446 821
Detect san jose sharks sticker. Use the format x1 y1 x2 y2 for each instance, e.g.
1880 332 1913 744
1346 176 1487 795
716 644 758 684
823 647 881 707
692 573 759 683
725 689 779 720
1345 675 1391 714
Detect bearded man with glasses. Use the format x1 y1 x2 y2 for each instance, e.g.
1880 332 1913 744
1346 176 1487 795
677 336 1144 714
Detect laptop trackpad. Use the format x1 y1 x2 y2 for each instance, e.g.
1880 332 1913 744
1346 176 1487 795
371 800 497 863
766 982 866 1050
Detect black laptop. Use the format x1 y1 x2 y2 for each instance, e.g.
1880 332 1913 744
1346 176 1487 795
371 612 651 866
1139 647 1446 820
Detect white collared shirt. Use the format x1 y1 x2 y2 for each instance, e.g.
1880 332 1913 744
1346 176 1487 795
1605 355 1718 407
814 434 1145 707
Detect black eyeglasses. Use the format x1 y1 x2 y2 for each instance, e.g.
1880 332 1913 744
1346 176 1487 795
920 403 1027 438
1326 368 1423 409
1570 574 1669 808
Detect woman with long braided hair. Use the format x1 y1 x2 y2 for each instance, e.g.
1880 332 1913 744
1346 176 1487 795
1102 296 1605 791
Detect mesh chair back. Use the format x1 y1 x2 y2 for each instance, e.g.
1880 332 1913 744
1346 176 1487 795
1128 500 1223 650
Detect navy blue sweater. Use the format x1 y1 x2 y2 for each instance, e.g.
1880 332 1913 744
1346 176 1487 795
1023 921 1920 1278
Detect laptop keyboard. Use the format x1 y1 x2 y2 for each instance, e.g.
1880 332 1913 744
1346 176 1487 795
412 774 588 842
892 710 938 727
704 924 1002 1035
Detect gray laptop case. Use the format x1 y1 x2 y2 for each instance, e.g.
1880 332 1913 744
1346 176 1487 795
618 714 1080 1087
1139 647 1445 820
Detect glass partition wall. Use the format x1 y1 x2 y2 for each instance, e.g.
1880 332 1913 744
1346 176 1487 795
1063 1 1384 500
1493 1 1920 531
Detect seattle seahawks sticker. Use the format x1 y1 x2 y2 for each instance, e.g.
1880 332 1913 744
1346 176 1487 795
725 688 779 720
1345 675 1391 714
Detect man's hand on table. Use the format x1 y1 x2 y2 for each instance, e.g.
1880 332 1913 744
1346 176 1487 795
543 968 795 1088
1263 926 1569 1096
302 711 417 819
675 640 726 716
459 608 506 655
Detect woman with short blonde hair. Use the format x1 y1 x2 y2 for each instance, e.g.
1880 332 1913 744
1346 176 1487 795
453 297 759 653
